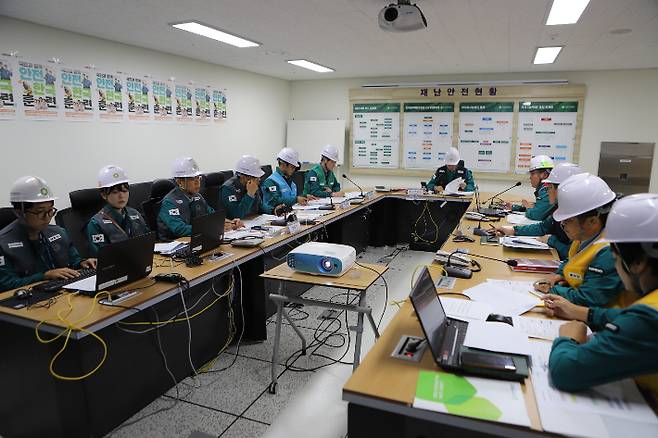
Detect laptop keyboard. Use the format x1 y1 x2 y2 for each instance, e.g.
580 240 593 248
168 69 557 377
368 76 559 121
31 269 97 293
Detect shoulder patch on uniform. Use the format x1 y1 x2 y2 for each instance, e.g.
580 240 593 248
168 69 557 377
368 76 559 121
102 219 113 224
587 266 604 274
48 233 62 243
176 199 183 204
193 196 200 201
7 242 23 249
168 208 180 216
309 176 317 182
129 215 139 220
0 256 5 267
268 185 277 192
92 234 105 243
228 195 237 202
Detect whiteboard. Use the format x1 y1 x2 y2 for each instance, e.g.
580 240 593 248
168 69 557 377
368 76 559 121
287 119 346 164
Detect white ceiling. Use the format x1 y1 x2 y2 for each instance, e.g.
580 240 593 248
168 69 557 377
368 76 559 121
1 0 657 80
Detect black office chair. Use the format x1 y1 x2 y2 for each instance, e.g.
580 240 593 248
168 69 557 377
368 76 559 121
55 207 93 258
150 179 176 202
200 172 226 211
219 170 234 183
126 181 152 214
69 188 105 219
0 207 17 230
260 165 273 183
141 198 162 237
292 170 306 193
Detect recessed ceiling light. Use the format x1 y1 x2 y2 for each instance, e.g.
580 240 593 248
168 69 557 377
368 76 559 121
533 46 563 64
546 0 590 25
287 59 334 73
171 22 259 48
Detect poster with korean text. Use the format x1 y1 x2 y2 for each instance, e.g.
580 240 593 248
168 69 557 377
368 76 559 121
60 66 94 121
152 79 174 122
212 89 227 121
96 71 124 122
125 75 152 122
175 84 193 123
194 86 211 123
0 55 18 119
458 102 514 173
18 60 59 120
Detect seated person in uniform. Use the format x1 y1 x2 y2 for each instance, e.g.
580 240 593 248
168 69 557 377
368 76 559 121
262 147 314 215
86 165 150 256
426 147 474 193
505 155 553 220
303 144 344 198
0 176 96 292
534 173 623 307
221 155 266 219
540 194 658 399
158 157 240 240
492 162 583 259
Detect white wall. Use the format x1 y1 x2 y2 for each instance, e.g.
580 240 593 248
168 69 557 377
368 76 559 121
290 70 658 197
0 16 290 207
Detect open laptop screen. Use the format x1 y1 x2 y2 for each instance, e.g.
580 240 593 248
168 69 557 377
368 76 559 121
409 266 448 362
190 210 225 254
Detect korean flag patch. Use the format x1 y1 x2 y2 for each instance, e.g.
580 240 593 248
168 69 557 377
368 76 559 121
48 234 62 243
309 176 317 182
228 195 237 202
268 186 277 192
0 256 5 267
92 234 105 243
169 208 180 216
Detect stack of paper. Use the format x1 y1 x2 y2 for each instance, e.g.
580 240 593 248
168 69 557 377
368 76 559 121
241 214 278 228
505 213 541 226
154 241 188 255
444 177 474 196
439 297 494 321
500 236 550 250
463 320 532 356
462 280 541 316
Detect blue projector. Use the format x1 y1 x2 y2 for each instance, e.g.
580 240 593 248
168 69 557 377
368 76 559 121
286 242 356 277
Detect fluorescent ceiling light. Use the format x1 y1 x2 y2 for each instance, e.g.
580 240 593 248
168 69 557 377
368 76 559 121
172 22 259 48
546 0 590 25
533 46 563 64
287 59 334 73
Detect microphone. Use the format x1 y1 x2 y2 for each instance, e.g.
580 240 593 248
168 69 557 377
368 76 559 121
444 250 473 279
342 174 364 197
482 181 522 207
456 250 518 267
318 194 335 210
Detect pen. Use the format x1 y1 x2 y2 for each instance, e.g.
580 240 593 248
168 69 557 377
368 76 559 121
528 289 543 299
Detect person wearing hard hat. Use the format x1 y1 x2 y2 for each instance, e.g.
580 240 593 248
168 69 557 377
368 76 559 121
426 147 475 193
303 144 344 198
534 173 623 307
158 157 239 240
506 155 554 220
491 162 583 259
85 165 150 256
221 155 265 219
0 176 96 292
538 194 658 398
262 147 314 215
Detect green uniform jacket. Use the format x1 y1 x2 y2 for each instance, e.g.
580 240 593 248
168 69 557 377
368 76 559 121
512 185 552 220
552 238 624 306
303 164 340 198
513 206 571 260
220 175 263 219
549 298 658 392
261 168 298 214
85 205 150 256
0 222 83 291
157 189 214 239
426 168 475 192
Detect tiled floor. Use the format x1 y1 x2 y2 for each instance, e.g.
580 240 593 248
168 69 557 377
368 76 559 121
106 246 435 438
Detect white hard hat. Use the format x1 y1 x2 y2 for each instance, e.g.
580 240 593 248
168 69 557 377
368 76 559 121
321 144 339 162
445 147 460 166
529 155 554 172
97 165 130 188
553 173 616 222
600 194 658 257
171 157 202 178
9 176 58 203
543 162 584 185
277 147 300 167
235 155 265 178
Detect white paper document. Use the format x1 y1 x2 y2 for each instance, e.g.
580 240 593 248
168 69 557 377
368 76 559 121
505 213 541 225
63 275 97 292
154 241 188 255
512 316 593 341
529 341 658 437
463 320 531 356
439 297 494 321
462 282 541 316
241 214 278 228
500 236 550 250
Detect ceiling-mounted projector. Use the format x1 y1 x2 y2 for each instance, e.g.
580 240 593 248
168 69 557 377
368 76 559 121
378 1 427 32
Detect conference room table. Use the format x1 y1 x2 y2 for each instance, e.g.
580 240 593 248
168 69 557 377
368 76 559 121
0 189 477 437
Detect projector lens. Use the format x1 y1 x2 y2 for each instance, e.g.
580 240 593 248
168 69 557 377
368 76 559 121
384 7 398 22
321 259 333 271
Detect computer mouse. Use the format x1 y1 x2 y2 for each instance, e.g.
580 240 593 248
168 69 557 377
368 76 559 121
486 313 513 326
14 289 33 300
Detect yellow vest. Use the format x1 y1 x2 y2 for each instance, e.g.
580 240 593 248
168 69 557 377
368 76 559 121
562 235 609 288
633 289 658 405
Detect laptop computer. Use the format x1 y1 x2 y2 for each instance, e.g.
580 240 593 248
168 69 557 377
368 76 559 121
409 266 526 380
189 210 226 255
64 231 156 296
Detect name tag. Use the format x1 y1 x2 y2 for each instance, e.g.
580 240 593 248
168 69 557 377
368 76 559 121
8 242 24 249
169 208 180 216
48 234 62 243
0 256 5 266
129 215 140 220
92 234 105 243
228 195 237 202
268 186 277 192
102 219 113 224
176 199 183 204
193 196 200 201
310 176 317 182
587 266 604 274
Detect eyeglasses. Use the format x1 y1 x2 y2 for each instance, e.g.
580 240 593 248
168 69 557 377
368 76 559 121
25 207 58 219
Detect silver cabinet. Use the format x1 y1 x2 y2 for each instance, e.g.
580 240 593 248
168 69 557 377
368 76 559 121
598 142 654 195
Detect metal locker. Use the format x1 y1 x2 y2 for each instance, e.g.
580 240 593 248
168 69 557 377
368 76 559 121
598 142 654 195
